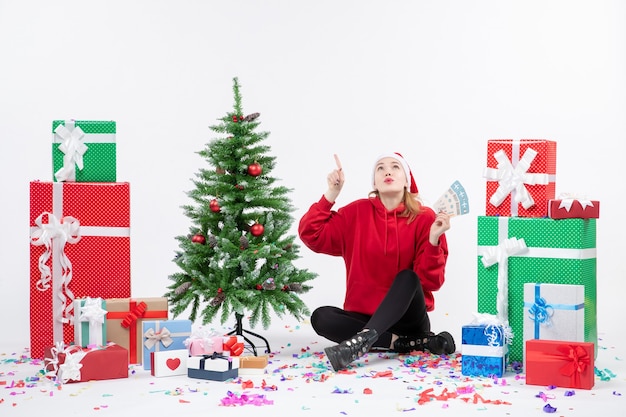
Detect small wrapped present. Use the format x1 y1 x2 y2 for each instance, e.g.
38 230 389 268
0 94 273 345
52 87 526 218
461 314 512 377
29 181 131 359
525 339 594 389
105 297 169 364
43 342 128 384
239 355 269 375
184 326 224 356
150 349 188 377
547 194 600 219
74 297 107 347
222 335 245 356
142 319 192 370
188 353 239 381
52 119 116 182
483 139 557 217
523 283 585 347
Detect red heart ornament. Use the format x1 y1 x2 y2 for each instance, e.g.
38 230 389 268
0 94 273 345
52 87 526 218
166 358 181 370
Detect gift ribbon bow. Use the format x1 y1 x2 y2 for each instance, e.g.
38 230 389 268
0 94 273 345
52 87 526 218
200 352 233 369
143 327 173 349
480 237 528 325
54 121 88 182
470 312 513 347
528 295 554 327
557 193 595 212
558 344 590 378
30 212 81 324
121 301 148 328
483 147 550 210
45 342 87 384
78 298 107 345
223 336 245 356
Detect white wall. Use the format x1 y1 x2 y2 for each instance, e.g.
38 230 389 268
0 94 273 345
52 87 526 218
1 0 624 349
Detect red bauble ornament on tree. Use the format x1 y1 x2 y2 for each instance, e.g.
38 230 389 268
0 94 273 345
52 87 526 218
191 233 206 245
250 222 264 237
247 162 262 177
209 198 220 213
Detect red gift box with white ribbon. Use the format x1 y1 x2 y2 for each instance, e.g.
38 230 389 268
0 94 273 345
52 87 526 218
548 194 600 219
29 181 131 359
483 139 557 217
43 342 128 383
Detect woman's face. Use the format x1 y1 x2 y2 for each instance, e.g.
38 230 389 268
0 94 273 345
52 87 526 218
373 157 408 195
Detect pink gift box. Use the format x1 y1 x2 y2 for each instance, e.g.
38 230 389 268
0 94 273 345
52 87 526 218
483 139 557 217
186 336 224 356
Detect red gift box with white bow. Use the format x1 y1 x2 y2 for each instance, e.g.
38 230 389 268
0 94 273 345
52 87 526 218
483 139 557 217
43 342 128 384
548 195 600 219
29 181 131 359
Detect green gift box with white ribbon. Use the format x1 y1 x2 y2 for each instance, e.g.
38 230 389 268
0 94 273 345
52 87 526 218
52 120 116 182
73 297 107 347
477 216 597 363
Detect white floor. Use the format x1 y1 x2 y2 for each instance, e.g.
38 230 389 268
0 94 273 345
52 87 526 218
1 319 624 417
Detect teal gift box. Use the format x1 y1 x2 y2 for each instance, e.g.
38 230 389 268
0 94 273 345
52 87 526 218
52 120 116 182
477 216 596 363
142 319 192 370
461 323 509 377
73 297 107 347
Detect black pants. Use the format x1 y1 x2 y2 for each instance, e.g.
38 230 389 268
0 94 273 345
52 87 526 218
310 269 431 349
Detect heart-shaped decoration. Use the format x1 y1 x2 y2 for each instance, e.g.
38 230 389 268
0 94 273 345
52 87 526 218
166 358 181 370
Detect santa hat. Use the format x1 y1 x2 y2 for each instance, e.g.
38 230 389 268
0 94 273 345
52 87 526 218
372 152 418 194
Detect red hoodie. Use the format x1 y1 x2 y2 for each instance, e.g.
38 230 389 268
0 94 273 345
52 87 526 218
298 195 448 315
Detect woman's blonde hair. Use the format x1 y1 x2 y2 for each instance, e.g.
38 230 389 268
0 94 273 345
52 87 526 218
368 188 423 224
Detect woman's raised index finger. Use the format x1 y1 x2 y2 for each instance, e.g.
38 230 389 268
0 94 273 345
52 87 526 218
333 154 343 170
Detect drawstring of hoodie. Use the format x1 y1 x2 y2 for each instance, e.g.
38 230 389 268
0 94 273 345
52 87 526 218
382 209 402 269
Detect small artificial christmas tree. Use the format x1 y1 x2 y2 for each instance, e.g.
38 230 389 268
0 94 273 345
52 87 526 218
166 78 317 347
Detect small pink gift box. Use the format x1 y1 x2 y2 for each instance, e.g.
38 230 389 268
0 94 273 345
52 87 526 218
186 336 224 356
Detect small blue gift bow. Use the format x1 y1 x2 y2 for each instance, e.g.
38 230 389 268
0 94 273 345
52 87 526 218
524 283 584 339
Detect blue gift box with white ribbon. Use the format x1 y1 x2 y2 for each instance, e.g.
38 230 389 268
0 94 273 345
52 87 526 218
461 323 509 377
523 283 585 347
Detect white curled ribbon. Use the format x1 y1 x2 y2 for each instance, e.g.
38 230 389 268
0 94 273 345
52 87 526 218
470 312 514 347
483 148 550 210
480 237 528 325
45 342 87 384
30 212 81 324
54 121 88 182
143 327 173 349
557 192 594 212
78 298 107 346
